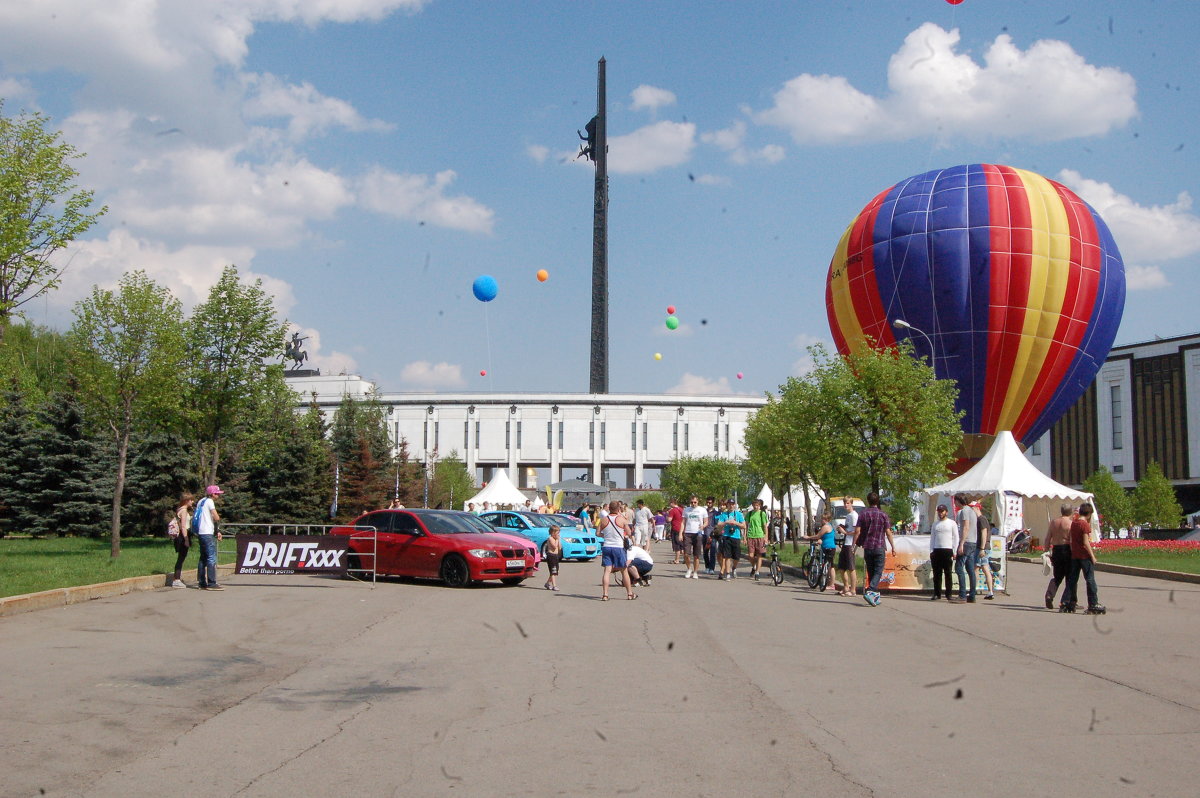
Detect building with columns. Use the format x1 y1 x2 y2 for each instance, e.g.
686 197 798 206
286 373 765 489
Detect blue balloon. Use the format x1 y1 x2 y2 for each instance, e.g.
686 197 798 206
472 275 498 302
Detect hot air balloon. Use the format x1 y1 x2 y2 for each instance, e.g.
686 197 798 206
826 164 1125 451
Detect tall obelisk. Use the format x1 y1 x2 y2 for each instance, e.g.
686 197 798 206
589 58 608 394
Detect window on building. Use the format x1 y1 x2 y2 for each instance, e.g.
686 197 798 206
714 422 720 452
464 421 469 449
1111 385 1123 450
600 421 606 449
434 421 439 452
558 421 564 449
505 421 510 448
684 423 690 450
673 422 678 451
547 421 553 449
642 422 648 450
475 421 480 447
516 421 522 449
631 422 636 450
1030 438 1041 456
725 423 730 452
590 421 595 450
423 421 428 450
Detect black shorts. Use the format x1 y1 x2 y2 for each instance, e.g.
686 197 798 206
720 537 741 560
836 545 855 571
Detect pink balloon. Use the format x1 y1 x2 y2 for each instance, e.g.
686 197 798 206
736 372 743 379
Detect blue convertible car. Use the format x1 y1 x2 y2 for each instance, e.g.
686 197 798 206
479 511 601 560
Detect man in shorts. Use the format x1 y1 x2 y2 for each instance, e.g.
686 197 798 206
715 499 746 580
667 500 685 563
682 496 708 579
745 498 769 580
633 499 654 548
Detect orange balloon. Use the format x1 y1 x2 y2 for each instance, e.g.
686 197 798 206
536 269 549 282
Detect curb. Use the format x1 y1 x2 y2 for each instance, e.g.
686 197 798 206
0 564 236 619
1009 556 1200 585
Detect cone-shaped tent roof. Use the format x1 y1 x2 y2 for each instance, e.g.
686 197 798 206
463 469 528 509
924 432 1090 500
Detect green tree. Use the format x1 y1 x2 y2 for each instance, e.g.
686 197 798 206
187 265 287 483
808 341 961 504
71 271 187 557
0 385 38 536
1082 467 1133 536
1131 461 1183 529
631 492 666 513
661 455 742 503
428 450 474 510
0 102 106 333
0 322 71 401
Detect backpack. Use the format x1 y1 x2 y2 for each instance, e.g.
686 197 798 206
191 499 206 535
167 517 180 537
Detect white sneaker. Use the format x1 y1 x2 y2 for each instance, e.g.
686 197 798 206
171 579 186 589
692 571 700 579
685 568 694 579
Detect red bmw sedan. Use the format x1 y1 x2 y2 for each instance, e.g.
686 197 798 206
330 509 537 587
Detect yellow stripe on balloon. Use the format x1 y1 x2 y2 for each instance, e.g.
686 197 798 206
828 221 868 354
994 168 1071 432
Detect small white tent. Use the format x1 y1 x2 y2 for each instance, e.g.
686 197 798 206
923 431 1093 539
462 469 528 510
757 482 822 523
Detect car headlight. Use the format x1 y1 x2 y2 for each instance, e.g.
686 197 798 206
564 537 580 543
466 549 499 558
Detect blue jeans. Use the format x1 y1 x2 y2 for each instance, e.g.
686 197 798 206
1063 558 1100 608
196 534 218 587
704 533 717 571
863 548 887 592
955 543 977 599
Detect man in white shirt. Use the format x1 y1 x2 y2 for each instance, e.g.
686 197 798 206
195 485 225 591
626 543 654 586
632 499 654 547
682 496 708 579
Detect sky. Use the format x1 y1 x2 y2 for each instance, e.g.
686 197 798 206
1 0 1197 399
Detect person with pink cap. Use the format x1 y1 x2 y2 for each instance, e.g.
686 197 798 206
194 485 225 590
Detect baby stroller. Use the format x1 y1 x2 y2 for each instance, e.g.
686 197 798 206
1007 528 1031 554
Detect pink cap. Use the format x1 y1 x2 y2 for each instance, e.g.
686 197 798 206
206 485 224 496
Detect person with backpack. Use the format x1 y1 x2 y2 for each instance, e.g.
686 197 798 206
193 485 225 591
168 492 195 588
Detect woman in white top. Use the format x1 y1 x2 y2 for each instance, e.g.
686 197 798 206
929 504 959 601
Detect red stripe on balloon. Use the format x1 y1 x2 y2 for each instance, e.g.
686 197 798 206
981 165 1032 434
1009 180 1102 439
839 188 895 349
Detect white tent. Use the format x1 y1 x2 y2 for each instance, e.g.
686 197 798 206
757 482 822 523
923 431 1093 539
462 469 528 510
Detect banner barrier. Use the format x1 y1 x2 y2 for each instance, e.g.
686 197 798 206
235 535 350 576
876 535 1007 592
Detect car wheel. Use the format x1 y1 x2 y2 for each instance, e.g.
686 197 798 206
344 554 362 578
500 577 525 586
440 554 471 587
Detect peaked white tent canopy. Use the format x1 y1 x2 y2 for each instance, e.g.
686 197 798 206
462 468 528 510
923 431 1092 537
757 482 823 521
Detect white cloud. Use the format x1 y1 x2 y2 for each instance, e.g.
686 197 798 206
241 72 394 141
358 167 496 234
702 120 786 165
526 144 550 163
400 360 467 389
791 333 828 377
608 121 696 174
630 85 677 112
693 174 730 186
666 373 736 396
1057 170 1200 264
1124 265 1170 291
754 23 1137 144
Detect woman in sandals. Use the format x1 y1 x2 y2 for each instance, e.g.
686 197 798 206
598 500 637 600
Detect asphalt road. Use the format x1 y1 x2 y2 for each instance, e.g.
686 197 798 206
2 551 1197 798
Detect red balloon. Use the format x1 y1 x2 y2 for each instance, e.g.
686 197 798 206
946 0 964 5
666 305 676 315
479 370 487 377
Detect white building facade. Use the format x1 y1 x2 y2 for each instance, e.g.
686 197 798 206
287 374 765 489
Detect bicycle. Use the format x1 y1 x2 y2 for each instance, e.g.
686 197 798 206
801 539 829 590
767 543 784 586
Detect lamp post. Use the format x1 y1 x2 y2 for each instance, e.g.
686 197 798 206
892 318 936 368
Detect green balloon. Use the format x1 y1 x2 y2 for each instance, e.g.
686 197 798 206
665 315 680 330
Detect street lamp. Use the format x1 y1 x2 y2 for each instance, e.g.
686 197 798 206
892 318 936 368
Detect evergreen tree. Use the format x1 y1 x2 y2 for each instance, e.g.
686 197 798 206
1132 461 1183 528
122 429 198 537
22 381 108 537
0 385 38 536
337 435 392 520
1082 467 1134 536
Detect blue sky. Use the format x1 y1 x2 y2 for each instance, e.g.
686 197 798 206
1 0 1196 398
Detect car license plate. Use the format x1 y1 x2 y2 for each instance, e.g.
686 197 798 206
506 559 524 568
585 547 595 553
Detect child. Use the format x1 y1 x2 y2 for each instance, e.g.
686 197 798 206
544 525 562 591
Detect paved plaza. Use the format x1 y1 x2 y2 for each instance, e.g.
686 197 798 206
2 554 1197 797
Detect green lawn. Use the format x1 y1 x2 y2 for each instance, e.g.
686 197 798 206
1095 551 1200 575
0 536 236 598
